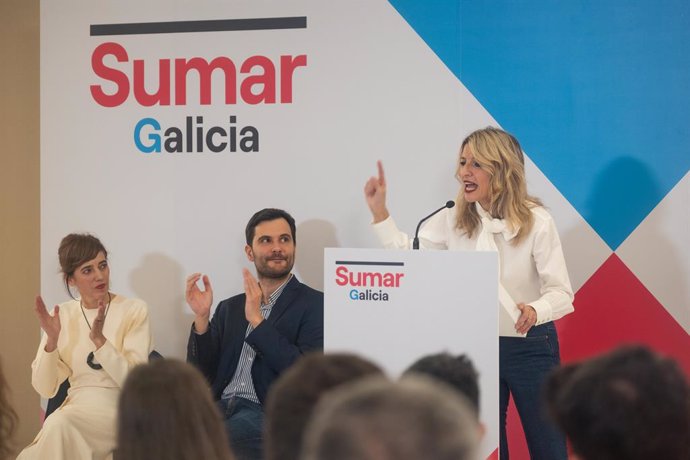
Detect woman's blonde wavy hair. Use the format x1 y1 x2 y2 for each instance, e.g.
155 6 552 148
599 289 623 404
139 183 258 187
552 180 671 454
455 127 542 244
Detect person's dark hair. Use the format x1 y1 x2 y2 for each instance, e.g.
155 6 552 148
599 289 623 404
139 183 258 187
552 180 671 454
0 358 18 460
58 233 108 298
545 345 690 460
116 359 234 460
264 353 384 460
302 376 479 460
245 208 296 246
403 352 480 417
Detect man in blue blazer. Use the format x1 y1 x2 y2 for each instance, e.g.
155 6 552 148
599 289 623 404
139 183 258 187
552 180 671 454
186 208 324 460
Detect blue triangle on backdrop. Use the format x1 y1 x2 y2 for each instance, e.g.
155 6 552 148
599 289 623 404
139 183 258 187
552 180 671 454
388 0 690 250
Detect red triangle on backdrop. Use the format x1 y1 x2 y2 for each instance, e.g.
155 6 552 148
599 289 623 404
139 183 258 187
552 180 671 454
558 253 690 371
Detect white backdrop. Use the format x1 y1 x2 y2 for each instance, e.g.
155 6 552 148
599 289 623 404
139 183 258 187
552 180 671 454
40 0 594 359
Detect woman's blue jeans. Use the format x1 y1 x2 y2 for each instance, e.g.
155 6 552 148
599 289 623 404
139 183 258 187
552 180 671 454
499 321 567 460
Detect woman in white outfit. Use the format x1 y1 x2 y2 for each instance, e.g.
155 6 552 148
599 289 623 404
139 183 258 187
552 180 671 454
18 233 152 460
364 127 574 459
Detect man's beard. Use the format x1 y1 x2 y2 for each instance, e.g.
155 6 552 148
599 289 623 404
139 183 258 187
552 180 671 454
255 256 294 279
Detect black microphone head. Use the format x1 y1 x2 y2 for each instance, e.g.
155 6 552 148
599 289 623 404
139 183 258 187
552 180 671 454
446 200 455 209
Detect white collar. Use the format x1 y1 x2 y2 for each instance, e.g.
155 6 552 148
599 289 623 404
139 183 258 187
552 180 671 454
475 202 518 242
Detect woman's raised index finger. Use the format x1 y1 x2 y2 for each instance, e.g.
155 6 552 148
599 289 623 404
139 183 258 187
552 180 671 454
377 160 386 185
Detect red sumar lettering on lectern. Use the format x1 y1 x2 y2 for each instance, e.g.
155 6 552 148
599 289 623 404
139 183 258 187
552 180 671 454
335 266 404 287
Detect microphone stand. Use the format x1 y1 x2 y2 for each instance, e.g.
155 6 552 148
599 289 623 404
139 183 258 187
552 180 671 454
412 201 455 250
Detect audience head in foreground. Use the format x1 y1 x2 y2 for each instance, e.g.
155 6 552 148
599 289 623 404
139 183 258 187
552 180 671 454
545 345 690 460
302 376 480 460
264 353 384 460
404 352 480 418
116 359 234 460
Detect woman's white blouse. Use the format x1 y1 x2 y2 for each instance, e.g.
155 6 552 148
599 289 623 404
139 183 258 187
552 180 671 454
372 205 574 324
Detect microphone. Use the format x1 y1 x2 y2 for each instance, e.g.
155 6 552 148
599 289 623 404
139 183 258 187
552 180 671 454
413 201 455 250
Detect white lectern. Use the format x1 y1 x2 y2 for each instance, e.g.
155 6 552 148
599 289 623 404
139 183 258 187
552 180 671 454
324 248 499 459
